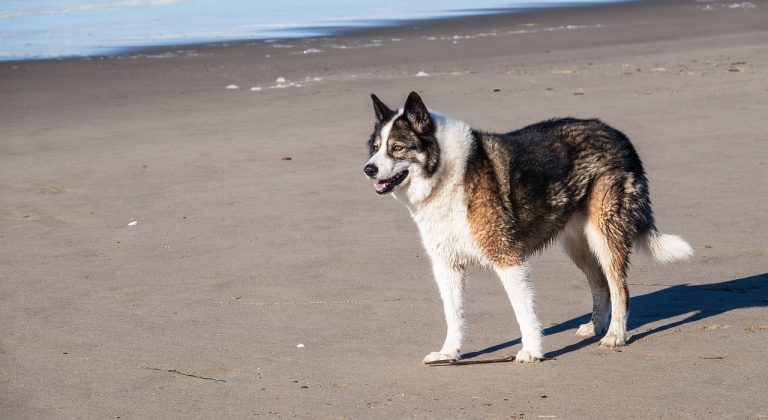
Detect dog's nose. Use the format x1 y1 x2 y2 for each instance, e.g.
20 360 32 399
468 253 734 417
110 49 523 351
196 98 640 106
364 163 378 177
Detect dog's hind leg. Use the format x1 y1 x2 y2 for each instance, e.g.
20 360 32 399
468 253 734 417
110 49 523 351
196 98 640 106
495 262 544 362
584 177 634 347
423 260 467 363
561 215 610 338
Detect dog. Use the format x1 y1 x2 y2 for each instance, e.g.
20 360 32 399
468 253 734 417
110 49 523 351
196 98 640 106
363 91 693 363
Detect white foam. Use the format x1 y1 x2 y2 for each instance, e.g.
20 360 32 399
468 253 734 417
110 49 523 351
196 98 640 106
225 84 239 90
321 42 384 50
271 82 302 89
728 2 756 8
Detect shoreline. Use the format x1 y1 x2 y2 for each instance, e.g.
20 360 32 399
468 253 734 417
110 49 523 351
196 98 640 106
0 0 638 63
2 0 649 64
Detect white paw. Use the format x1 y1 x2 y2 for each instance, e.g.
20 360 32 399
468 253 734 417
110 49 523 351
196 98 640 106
599 331 627 348
575 322 596 337
576 321 607 337
423 351 459 363
515 349 544 363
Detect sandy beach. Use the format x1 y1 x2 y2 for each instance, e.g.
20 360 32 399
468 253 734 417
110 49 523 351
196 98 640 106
2 0 767 417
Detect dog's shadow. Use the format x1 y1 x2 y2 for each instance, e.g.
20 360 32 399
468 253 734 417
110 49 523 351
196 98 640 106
461 272 768 360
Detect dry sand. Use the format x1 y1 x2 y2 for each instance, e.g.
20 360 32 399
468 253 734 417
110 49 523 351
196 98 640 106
1 0 767 418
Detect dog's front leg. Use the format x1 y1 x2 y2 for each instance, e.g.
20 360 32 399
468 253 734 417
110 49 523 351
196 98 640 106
423 260 466 363
495 263 544 362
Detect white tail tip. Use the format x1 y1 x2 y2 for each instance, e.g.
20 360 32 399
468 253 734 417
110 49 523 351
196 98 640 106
637 232 694 264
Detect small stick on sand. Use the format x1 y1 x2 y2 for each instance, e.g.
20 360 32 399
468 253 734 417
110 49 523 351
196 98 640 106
425 355 516 366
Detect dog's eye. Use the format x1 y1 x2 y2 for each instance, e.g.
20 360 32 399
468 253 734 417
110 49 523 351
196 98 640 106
373 144 379 152
392 144 404 152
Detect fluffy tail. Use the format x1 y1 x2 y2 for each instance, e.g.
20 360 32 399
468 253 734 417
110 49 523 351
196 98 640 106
636 230 694 263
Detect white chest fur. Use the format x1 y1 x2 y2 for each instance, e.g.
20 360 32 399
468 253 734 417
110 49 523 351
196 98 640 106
409 188 489 267
392 112 487 267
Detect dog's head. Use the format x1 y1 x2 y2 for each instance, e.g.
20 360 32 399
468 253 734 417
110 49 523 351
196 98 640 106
363 91 440 195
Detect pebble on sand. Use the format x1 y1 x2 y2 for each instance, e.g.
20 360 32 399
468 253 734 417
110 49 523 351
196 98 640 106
128 221 138 226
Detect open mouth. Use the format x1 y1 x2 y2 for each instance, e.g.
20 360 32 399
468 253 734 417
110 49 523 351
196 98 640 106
374 170 409 194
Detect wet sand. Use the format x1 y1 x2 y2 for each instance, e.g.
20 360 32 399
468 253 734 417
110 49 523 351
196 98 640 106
1 0 767 417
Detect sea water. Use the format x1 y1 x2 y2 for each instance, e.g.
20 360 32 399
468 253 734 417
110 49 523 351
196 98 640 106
0 0 620 61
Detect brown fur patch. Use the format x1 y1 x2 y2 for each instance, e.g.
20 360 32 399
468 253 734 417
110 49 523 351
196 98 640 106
586 176 631 311
466 161 522 268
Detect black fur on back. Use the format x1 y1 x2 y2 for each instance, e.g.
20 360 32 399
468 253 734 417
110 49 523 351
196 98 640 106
465 118 655 256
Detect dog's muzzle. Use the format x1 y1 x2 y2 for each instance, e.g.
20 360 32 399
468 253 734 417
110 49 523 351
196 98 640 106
372 170 409 195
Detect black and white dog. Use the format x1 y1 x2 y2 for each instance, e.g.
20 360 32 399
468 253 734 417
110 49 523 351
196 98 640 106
363 92 692 363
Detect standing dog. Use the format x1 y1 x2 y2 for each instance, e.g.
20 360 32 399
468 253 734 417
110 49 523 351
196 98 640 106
363 92 693 363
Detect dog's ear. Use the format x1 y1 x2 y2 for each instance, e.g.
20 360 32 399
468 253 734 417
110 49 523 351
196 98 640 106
403 91 433 134
371 94 395 124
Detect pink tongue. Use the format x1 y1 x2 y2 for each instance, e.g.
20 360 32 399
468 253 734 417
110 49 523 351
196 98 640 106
375 181 388 191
